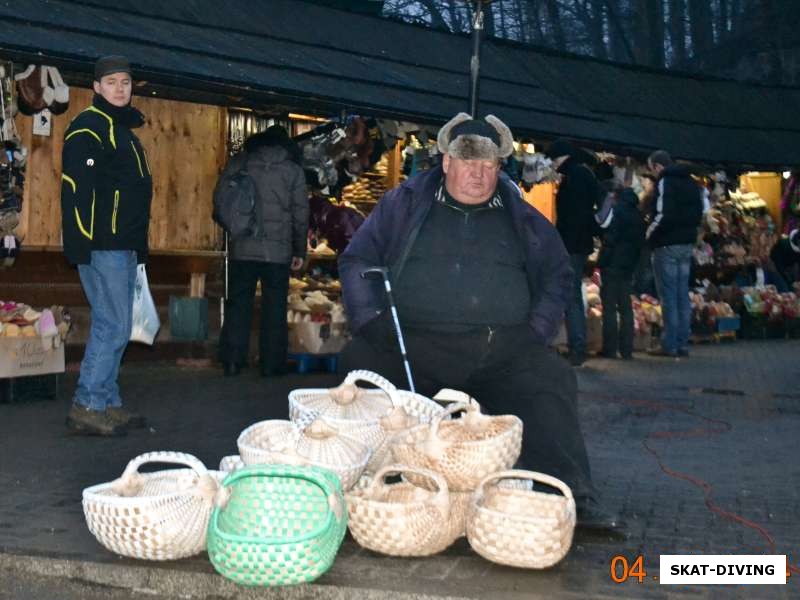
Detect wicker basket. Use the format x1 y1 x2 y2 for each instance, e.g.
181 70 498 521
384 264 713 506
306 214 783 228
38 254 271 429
346 465 460 556
82 452 222 560
289 370 444 454
218 455 245 474
237 418 370 491
391 402 523 492
207 464 347 586
364 407 421 475
466 470 576 569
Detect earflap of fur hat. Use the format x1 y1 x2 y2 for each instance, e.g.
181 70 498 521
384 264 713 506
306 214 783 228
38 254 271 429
437 112 472 154
484 115 514 158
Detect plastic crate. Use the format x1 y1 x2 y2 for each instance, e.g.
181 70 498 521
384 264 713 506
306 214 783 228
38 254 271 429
715 316 741 333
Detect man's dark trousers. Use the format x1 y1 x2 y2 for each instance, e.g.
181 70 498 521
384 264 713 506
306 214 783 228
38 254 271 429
340 325 597 500
219 260 289 372
600 268 635 358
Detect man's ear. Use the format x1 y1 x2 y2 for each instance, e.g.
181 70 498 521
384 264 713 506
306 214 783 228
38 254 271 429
442 153 451 174
92 81 101 94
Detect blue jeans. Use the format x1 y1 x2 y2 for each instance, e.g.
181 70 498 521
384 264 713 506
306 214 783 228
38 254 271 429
565 254 588 356
651 244 693 354
74 251 137 411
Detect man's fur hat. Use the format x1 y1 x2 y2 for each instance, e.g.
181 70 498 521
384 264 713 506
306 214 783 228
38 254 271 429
437 112 514 161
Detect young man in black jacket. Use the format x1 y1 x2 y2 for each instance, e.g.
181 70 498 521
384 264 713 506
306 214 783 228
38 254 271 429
596 185 645 359
646 150 703 358
61 56 152 436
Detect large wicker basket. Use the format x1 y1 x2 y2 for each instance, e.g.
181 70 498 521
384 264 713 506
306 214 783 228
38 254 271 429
237 418 370 491
466 470 576 569
289 370 444 454
82 452 222 560
346 465 461 556
207 464 347 586
391 402 523 492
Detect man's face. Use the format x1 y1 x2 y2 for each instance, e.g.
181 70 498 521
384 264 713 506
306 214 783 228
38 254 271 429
442 154 501 204
648 161 664 177
93 72 132 107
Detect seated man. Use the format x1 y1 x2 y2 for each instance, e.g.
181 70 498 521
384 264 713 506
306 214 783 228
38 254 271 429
770 229 800 287
338 112 623 534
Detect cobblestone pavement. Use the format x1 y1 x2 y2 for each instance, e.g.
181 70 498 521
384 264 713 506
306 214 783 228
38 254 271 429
0 339 798 599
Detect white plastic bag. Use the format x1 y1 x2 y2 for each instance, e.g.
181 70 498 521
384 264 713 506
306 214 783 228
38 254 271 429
130 264 160 345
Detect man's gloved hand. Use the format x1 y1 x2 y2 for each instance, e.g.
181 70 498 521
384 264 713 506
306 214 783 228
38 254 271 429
358 312 397 352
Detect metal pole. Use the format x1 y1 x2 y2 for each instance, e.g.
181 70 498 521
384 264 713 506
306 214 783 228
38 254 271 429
469 1 485 117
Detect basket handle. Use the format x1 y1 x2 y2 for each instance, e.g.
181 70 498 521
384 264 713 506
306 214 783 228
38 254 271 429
368 464 450 520
340 369 399 407
113 451 211 497
428 400 480 439
474 470 574 504
433 388 479 408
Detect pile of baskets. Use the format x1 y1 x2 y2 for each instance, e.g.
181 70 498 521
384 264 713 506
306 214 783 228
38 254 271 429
81 369 576 589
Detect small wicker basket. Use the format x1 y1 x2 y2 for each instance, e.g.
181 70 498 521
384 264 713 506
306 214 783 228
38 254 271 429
391 402 523 492
346 465 460 556
237 418 370 490
82 452 222 560
207 464 347 586
289 370 444 454
466 470 576 569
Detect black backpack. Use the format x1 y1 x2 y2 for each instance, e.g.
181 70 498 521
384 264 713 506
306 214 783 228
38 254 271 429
213 157 259 239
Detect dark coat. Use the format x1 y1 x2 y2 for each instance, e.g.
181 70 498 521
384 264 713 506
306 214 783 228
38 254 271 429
60 94 152 265
216 145 309 264
646 164 703 248
338 166 572 345
598 189 646 273
555 158 601 255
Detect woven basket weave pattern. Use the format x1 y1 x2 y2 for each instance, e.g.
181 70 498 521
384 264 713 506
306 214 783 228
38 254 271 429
207 465 347 586
392 403 523 492
466 471 576 569
346 466 459 556
237 419 370 491
82 452 221 561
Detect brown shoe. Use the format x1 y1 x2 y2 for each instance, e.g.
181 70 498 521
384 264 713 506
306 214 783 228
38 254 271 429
66 405 127 437
106 406 147 429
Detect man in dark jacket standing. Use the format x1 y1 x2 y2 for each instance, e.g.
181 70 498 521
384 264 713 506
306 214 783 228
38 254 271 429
646 150 703 357
547 139 601 366
339 113 623 533
214 126 308 377
61 56 152 436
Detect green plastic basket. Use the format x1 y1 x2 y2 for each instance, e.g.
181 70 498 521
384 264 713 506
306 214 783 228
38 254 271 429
207 464 347 587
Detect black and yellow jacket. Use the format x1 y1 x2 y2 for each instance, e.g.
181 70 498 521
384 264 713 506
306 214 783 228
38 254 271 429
60 94 152 265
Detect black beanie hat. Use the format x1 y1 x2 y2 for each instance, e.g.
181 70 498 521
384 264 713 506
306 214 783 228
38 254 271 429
94 55 131 81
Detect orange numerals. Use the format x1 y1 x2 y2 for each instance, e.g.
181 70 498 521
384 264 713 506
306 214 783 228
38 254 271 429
610 555 648 584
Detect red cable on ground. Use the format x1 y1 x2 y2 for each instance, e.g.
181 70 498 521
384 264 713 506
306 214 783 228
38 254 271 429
593 393 800 576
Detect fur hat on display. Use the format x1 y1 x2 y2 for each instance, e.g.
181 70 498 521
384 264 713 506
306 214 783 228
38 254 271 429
437 112 514 161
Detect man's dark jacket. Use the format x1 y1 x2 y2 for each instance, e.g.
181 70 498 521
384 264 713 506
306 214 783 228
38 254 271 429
598 189 645 273
555 158 600 255
338 166 572 345
60 94 152 265
646 164 703 248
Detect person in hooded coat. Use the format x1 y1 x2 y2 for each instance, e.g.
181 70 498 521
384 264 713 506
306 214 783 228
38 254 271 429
215 126 309 377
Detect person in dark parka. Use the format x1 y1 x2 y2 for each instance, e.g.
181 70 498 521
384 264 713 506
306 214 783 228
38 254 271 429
546 139 601 366
214 126 309 377
596 185 646 359
338 113 624 534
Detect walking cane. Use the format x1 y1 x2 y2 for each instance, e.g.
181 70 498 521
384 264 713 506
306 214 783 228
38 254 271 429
360 266 415 393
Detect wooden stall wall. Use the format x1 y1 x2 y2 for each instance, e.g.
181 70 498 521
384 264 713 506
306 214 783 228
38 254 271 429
13 87 227 252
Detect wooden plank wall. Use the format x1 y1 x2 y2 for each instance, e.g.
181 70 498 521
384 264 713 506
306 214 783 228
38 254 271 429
13 86 227 251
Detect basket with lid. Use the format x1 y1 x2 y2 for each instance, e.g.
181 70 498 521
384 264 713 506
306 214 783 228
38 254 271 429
237 418 370 491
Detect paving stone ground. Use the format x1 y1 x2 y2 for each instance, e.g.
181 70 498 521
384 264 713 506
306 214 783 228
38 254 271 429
1 339 799 599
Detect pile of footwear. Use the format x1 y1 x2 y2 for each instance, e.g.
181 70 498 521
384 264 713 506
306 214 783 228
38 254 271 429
1 61 26 267
0 301 70 349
